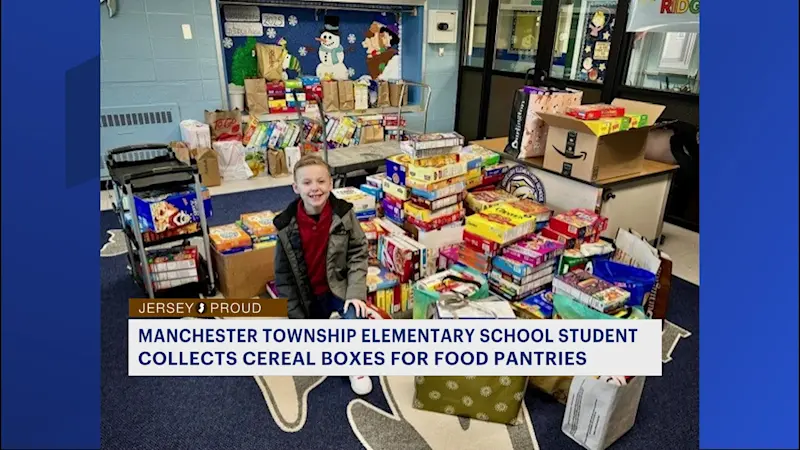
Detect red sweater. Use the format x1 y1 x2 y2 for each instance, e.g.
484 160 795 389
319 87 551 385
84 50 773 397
296 200 333 296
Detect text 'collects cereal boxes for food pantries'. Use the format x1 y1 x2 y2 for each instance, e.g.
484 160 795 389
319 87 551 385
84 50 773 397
332 187 376 213
540 99 665 182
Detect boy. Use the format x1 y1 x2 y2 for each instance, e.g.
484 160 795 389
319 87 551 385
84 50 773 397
273 154 373 395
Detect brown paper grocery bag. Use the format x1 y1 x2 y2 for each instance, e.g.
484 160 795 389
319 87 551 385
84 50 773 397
362 125 384 144
321 80 340 112
244 78 269 116
389 81 408 107
204 109 243 141
267 149 289 176
338 80 355 111
255 43 284 81
169 141 192 164
376 81 391 107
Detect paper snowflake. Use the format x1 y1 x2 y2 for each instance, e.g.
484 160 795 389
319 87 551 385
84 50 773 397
602 31 611 40
599 63 607 71
288 15 298 26
585 45 592 53
347 33 356 44
298 46 308 57
222 37 233 49
266 27 277 39
348 67 355 77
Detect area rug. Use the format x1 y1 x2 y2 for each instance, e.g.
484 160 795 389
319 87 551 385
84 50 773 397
101 186 698 450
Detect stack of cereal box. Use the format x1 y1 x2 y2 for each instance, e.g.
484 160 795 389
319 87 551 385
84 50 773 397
239 211 278 249
332 187 377 221
458 199 552 276
382 155 412 225
490 234 564 301
541 208 608 250
365 266 413 316
552 269 631 314
459 145 506 190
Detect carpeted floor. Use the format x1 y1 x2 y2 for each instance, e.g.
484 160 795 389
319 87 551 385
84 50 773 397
101 186 698 450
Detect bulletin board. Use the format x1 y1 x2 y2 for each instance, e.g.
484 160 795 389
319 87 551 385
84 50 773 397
218 4 405 83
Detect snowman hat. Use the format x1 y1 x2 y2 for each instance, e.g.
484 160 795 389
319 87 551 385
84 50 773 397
322 15 340 35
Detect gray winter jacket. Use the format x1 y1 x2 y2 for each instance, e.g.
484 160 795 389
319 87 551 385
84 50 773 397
273 196 369 319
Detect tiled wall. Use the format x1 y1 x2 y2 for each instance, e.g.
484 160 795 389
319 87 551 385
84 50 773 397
100 0 463 135
100 0 223 122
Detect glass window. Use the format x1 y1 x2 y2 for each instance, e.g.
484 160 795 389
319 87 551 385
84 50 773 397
550 0 618 83
491 0 542 73
625 32 699 94
464 0 491 68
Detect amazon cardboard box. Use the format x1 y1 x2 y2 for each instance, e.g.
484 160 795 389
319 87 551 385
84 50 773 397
540 99 665 182
211 245 276 298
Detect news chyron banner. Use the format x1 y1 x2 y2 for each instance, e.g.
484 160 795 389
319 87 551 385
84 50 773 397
128 298 663 377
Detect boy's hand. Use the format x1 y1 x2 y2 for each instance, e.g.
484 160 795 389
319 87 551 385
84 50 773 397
344 299 369 318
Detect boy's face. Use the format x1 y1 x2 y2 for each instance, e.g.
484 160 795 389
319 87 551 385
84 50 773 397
293 164 332 210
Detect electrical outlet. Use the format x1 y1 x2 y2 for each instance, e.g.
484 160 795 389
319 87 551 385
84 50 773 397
182 24 193 40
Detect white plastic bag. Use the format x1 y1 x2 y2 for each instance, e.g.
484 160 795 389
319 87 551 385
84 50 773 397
562 376 646 450
179 120 211 149
213 141 253 181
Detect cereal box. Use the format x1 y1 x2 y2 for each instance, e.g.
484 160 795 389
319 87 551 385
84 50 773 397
540 226 578 249
407 209 465 232
382 178 411 201
382 198 405 223
502 235 565 267
332 187 376 213
484 163 512 179
461 153 483 172
133 185 213 234
409 192 464 211
367 266 400 293
549 209 608 238
552 269 630 313
378 235 419 283
493 258 556 286
625 113 649 129
240 211 277 238
210 224 253 254
504 199 552 223
406 174 466 192
401 132 464 152
465 189 519 213
489 270 554 298
463 230 503 256
464 204 539 244
403 202 463 223
513 291 555 319
565 104 626 121
366 172 388 187
460 145 501 167
410 178 467 201
408 160 468 183
385 154 410 185
466 173 484 190
147 246 200 291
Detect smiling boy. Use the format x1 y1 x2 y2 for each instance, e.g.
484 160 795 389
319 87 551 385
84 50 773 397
273 154 373 395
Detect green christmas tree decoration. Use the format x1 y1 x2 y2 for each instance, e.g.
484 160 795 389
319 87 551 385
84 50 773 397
230 37 259 86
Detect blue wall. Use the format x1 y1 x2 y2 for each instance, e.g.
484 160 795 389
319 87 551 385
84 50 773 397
100 0 463 144
100 0 223 122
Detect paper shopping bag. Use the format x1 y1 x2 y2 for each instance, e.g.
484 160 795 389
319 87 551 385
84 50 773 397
255 43 284 81
338 80 355 111
389 81 408 107
376 81 391 107
506 88 583 159
244 78 269 116
321 80 340 112
413 375 529 425
204 109 243 141
562 376 646 450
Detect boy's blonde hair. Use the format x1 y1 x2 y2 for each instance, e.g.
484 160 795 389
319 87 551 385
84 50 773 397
293 154 331 180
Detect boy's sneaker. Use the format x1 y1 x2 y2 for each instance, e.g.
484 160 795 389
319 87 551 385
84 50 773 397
349 376 373 395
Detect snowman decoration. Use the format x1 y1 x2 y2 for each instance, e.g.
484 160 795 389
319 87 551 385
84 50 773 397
315 16 350 80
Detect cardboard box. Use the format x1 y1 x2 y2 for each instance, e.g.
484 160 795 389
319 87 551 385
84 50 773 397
540 99 665 182
192 147 221 187
211 245 276 299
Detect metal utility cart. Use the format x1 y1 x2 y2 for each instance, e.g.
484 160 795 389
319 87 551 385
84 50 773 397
317 81 433 187
105 144 216 299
